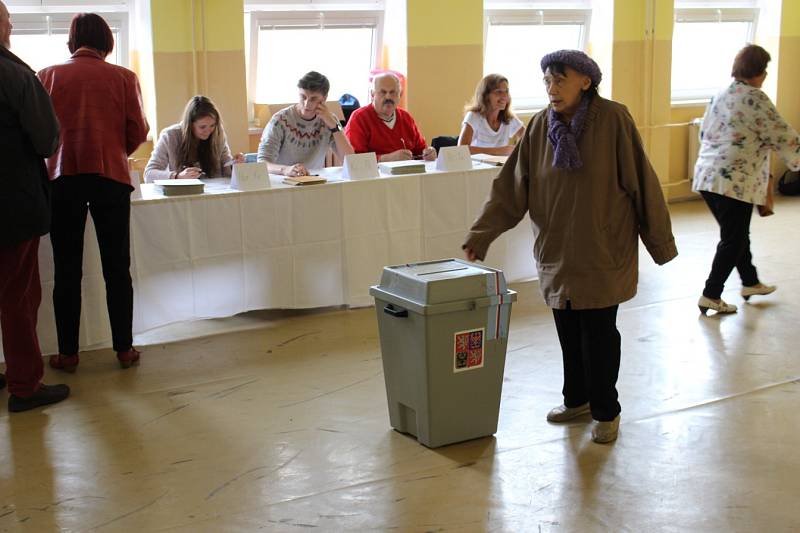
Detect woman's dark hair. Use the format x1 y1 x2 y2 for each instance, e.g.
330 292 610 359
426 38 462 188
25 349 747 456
68 13 114 57
297 71 330 97
179 95 225 177
465 74 516 124
731 44 771 80
544 62 599 94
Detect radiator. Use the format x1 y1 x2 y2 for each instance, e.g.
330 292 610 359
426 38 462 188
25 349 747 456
687 118 703 180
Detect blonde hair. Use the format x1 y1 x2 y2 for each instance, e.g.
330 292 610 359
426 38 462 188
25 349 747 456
179 95 226 177
465 74 516 124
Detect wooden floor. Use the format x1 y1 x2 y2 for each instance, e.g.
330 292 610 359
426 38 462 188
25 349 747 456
1 198 799 532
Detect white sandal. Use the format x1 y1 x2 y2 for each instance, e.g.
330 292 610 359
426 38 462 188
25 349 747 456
698 295 737 315
546 402 590 422
741 283 776 301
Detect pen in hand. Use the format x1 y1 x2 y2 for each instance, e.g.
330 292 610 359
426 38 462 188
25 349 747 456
177 164 205 179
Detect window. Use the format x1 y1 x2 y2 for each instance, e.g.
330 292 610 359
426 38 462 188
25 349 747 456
671 6 758 102
246 2 383 108
484 8 591 110
6 1 129 72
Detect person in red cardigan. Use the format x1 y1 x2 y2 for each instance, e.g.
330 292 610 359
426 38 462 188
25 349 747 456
344 73 437 162
38 13 149 373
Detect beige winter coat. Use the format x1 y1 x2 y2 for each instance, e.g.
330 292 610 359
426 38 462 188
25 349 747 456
464 95 678 310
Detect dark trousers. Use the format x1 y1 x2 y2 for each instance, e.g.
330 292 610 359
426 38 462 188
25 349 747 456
552 303 621 422
0 237 44 397
700 191 759 299
51 175 133 355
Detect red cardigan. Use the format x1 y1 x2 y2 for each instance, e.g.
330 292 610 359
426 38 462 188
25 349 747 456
38 48 149 186
344 105 427 158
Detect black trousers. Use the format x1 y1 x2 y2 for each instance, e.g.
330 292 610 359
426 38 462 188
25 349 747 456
700 191 759 299
552 303 621 422
51 175 133 355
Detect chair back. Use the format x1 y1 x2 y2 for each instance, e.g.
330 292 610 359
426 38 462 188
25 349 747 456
431 136 458 152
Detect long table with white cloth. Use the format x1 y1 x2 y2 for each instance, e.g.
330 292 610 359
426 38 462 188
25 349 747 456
3 162 536 357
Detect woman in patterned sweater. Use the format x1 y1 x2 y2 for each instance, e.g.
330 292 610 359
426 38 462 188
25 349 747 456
693 45 800 314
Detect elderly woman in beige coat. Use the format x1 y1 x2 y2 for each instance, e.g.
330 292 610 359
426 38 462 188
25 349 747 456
463 50 677 444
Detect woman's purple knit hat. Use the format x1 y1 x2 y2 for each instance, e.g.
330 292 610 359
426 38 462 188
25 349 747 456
540 49 602 87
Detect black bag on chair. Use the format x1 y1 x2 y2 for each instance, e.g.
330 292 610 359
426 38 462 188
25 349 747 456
431 136 458 152
338 93 360 126
777 170 800 196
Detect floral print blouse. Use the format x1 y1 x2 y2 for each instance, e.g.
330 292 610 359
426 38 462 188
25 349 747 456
692 80 800 205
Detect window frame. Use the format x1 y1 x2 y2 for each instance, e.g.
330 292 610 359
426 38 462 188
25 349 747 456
483 8 592 111
245 6 384 120
670 7 759 103
7 0 126 6
7 3 130 69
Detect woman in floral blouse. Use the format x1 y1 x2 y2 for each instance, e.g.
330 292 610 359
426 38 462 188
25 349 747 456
693 44 800 314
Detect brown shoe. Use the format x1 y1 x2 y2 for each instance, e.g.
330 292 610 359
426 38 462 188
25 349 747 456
49 353 79 373
117 348 141 369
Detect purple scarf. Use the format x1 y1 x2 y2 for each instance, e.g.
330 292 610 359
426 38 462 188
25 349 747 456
547 93 592 170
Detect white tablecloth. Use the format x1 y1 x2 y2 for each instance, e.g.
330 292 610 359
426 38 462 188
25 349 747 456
3 163 536 357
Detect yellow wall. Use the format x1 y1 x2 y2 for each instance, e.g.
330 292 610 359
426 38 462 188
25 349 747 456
611 0 647 124
405 0 483 142
610 0 688 198
149 0 249 153
775 0 800 177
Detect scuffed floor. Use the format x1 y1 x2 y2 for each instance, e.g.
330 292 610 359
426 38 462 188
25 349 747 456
1 198 799 532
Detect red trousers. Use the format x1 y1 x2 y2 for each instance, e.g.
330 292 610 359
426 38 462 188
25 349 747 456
0 237 44 397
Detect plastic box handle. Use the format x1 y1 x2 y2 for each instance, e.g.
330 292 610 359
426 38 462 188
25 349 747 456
383 304 408 318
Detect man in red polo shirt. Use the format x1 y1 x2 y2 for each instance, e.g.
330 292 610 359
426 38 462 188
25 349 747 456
345 73 437 162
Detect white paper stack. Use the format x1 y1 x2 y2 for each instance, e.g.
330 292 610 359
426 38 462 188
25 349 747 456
378 160 426 175
154 179 205 196
470 154 508 166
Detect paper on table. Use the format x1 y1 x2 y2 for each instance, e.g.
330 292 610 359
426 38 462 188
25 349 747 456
154 178 205 196
470 153 508 166
282 175 327 186
153 178 204 186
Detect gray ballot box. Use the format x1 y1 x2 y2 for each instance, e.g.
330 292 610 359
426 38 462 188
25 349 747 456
369 259 517 448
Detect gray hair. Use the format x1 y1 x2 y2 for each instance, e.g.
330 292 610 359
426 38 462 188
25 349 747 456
372 72 401 92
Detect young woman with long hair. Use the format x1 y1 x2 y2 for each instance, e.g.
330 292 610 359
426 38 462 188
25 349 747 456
145 95 243 181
